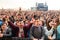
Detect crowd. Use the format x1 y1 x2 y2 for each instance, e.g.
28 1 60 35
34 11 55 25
0 9 60 40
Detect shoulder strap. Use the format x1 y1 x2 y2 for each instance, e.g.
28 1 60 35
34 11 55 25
41 27 43 36
51 28 56 36
32 26 34 32
32 26 35 35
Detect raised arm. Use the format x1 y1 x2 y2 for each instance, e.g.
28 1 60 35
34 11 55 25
8 21 18 28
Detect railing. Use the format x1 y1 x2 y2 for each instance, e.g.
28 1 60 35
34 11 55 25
0 37 33 40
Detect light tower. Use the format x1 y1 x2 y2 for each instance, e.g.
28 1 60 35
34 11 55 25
45 2 47 6
36 2 38 7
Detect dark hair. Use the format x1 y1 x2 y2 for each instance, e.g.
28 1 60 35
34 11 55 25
40 20 44 26
52 17 59 26
2 18 6 22
0 22 7 27
56 18 59 25
16 20 20 22
46 19 52 30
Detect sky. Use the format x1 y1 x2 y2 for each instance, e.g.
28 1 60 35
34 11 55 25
0 0 60 10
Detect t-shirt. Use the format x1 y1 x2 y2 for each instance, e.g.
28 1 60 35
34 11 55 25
44 27 56 39
32 26 44 39
57 25 60 39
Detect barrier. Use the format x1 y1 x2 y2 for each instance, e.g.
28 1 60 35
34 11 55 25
0 37 33 40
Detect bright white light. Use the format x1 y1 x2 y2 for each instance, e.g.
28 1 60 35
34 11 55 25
0 0 60 10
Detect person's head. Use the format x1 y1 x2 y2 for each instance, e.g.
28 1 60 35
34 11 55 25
47 18 59 28
46 19 52 28
19 21 24 28
16 14 21 18
1 23 7 30
15 20 24 28
38 20 44 26
5 15 9 19
15 20 21 27
52 18 59 28
34 19 39 26
25 20 30 24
